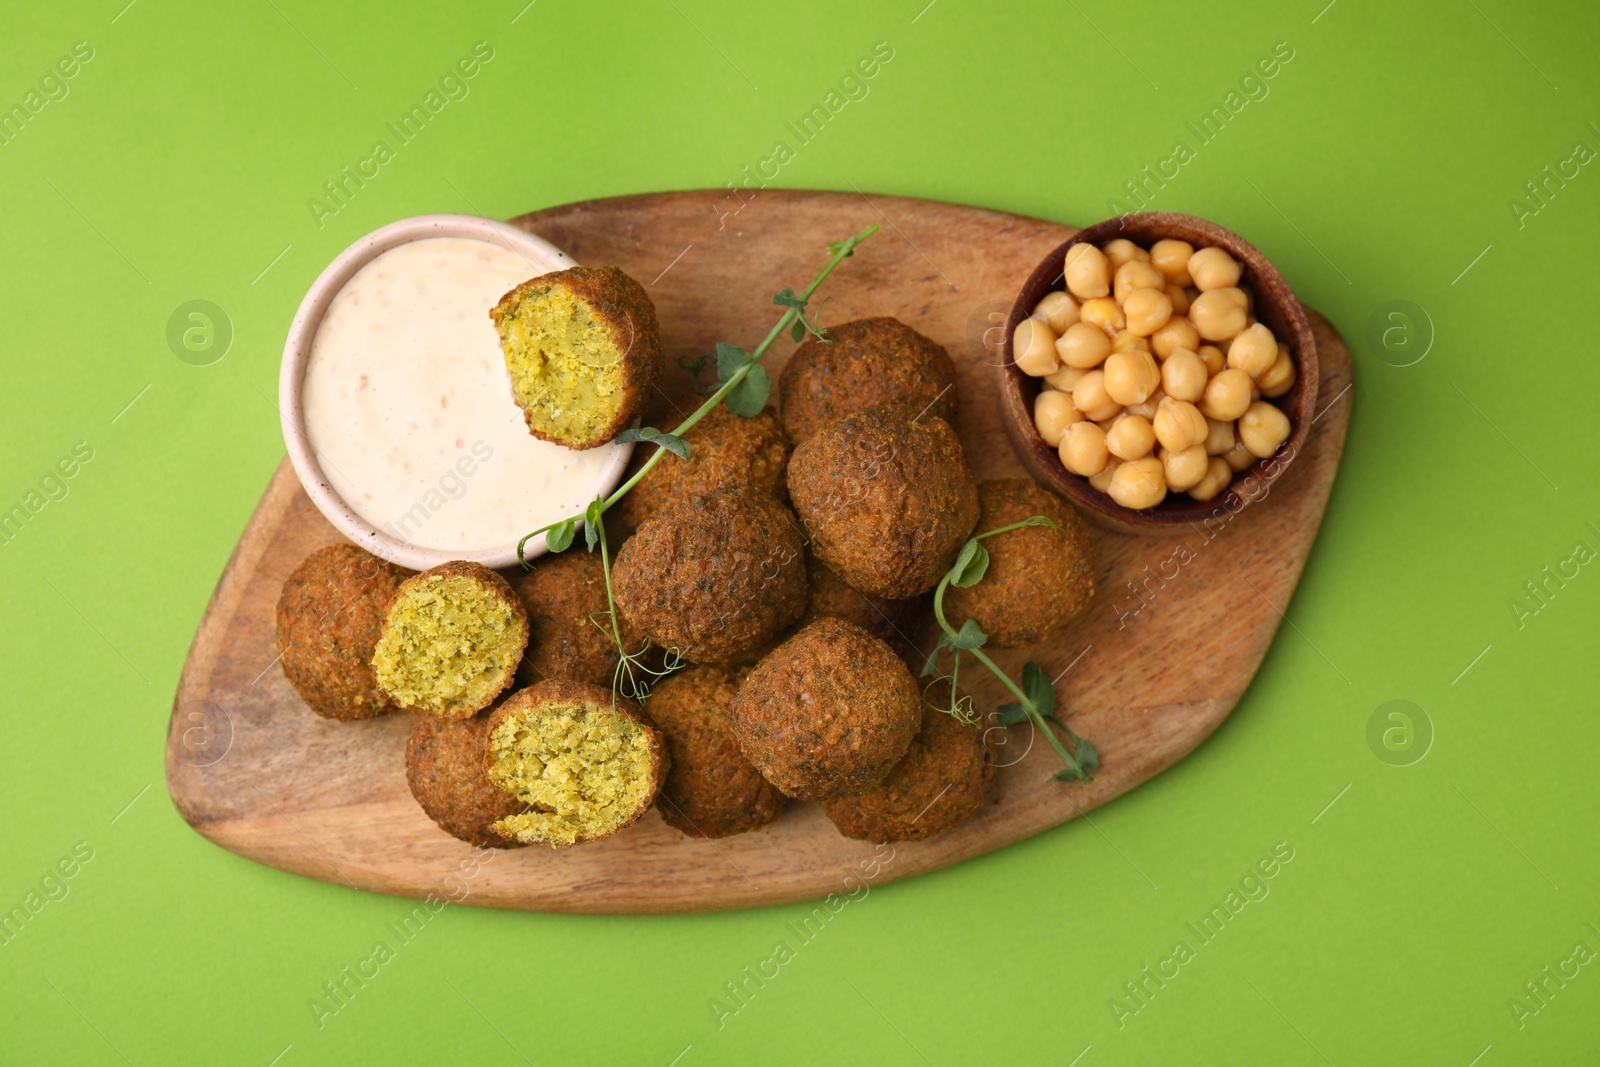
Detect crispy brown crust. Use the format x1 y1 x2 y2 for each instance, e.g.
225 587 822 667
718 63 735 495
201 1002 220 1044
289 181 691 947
778 317 959 444
490 265 663 450
820 704 995 841
617 404 792 530
787 408 980 600
799 554 914 643
482 679 668 846
378 560 530 719
511 551 618 688
405 711 528 849
728 618 921 800
275 544 410 721
611 485 808 663
646 665 785 838
942 479 1096 648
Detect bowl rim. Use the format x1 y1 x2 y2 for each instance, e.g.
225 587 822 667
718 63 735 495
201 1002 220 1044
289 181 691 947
278 213 632 571
998 211 1319 532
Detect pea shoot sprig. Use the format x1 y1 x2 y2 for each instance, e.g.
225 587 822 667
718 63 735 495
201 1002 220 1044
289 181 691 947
922 518 1099 782
514 224 880 701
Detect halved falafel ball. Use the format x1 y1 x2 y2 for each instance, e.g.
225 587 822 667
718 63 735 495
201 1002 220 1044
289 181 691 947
799 555 915 644
275 544 411 721
490 266 663 449
778 317 959 444
611 485 807 664
617 404 791 530
787 407 979 600
942 479 1096 648
371 561 529 720
484 679 667 847
406 711 527 849
820 703 995 842
512 550 618 688
647 665 785 838
728 618 921 800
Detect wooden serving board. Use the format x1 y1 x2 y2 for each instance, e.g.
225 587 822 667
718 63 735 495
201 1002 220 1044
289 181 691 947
166 189 1352 914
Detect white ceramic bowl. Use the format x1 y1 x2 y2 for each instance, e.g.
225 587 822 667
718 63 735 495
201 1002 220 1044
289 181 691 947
279 213 633 572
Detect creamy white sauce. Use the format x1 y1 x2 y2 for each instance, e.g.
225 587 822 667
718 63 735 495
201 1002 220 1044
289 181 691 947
302 237 622 553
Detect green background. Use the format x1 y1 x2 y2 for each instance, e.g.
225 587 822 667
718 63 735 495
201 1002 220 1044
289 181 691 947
3 0 1597 1063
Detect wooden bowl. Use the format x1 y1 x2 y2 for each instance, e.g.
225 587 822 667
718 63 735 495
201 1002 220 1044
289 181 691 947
997 212 1319 535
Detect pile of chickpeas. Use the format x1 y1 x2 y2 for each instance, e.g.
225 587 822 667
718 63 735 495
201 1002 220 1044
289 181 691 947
1014 237 1296 510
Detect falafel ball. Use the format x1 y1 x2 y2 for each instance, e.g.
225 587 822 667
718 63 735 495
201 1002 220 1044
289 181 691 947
799 555 914 644
942 479 1096 648
820 703 995 842
490 265 663 449
371 561 529 720
778 317 959 444
647 665 786 838
405 711 528 849
484 679 668 847
275 543 410 721
612 485 807 664
728 618 921 800
617 403 791 530
787 407 979 600
512 550 618 688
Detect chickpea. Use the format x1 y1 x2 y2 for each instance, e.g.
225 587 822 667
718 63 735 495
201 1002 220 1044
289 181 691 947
1059 421 1109 477
1105 414 1156 461
1033 390 1081 447
1045 364 1086 391
1056 321 1112 368
1203 417 1235 455
1162 444 1209 492
1150 239 1195 285
1199 368 1254 422
1072 369 1124 422
1124 389 1164 420
1064 243 1111 299
1165 282 1192 317
1088 456 1121 493
1188 457 1233 501
1123 287 1174 337
1108 457 1167 509
1187 246 1242 291
1101 238 1150 270
1103 350 1161 406
1013 317 1060 376
1111 330 1150 354
1033 290 1080 334
1152 396 1209 452
1257 344 1297 398
1189 287 1249 341
1228 322 1279 378
1160 348 1208 403
1223 438 1256 472
1080 297 1126 337
1197 344 1226 377
1150 315 1199 359
1238 401 1291 458
1113 260 1166 303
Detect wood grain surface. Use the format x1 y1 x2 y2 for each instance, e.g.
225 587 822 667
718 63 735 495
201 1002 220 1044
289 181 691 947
165 189 1353 914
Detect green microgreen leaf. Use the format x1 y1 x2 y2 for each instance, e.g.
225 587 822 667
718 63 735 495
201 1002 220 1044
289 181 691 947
994 702 1030 726
545 518 576 553
1022 661 1056 718
583 499 605 551
949 617 988 651
791 318 806 342
725 363 770 417
715 342 752 382
772 286 806 309
948 538 990 588
616 426 692 461
1073 734 1100 776
676 353 719 394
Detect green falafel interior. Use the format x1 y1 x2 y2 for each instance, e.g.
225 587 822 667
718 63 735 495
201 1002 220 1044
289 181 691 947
487 699 659 847
371 569 526 719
